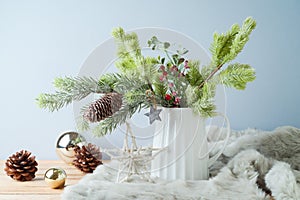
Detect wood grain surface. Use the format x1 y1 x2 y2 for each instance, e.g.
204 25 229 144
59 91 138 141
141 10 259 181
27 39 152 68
0 160 85 200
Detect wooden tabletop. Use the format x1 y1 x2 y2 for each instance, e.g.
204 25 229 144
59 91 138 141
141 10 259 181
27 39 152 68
0 160 85 200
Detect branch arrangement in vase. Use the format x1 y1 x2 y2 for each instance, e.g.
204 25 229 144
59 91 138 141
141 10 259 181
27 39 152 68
37 17 256 136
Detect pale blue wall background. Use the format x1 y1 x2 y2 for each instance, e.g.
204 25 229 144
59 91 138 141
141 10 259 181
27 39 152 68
0 0 299 159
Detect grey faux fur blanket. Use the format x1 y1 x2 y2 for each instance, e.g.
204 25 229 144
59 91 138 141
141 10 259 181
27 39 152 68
62 126 300 200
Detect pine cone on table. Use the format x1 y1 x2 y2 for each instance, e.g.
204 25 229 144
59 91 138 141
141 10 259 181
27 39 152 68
4 150 38 181
83 92 123 123
73 143 103 173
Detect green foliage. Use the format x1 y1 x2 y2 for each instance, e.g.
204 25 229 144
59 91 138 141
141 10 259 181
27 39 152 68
37 92 73 112
200 63 215 81
98 73 119 92
76 115 90 132
229 17 256 61
112 27 142 59
186 61 203 86
115 57 137 73
37 17 257 137
114 73 150 95
53 77 75 93
112 28 159 91
210 17 256 67
37 76 103 111
112 27 141 73
186 85 199 107
124 90 147 106
148 36 171 51
153 78 168 104
91 100 149 136
185 82 217 117
210 24 240 67
219 63 256 90
137 56 159 87
186 17 256 115
54 76 101 93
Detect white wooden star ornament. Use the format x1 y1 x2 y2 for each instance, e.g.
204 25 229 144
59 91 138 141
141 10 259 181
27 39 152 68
103 122 165 183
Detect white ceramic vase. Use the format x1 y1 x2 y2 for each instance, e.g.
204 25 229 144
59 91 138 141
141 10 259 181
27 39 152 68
151 108 230 180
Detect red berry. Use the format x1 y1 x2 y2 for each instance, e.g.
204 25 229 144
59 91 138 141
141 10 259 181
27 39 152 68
165 94 172 101
175 97 181 104
184 60 190 69
168 82 174 88
159 75 165 81
171 65 178 72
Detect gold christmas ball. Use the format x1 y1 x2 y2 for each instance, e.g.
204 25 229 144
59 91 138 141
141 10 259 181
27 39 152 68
56 131 86 164
44 167 67 189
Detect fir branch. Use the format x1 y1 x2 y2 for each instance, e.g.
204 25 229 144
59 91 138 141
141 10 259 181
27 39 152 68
186 61 203 86
124 90 149 106
115 57 137 73
228 17 256 62
91 101 148 137
153 80 168 103
138 57 159 91
98 73 120 92
194 98 216 118
54 77 76 93
76 115 90 132
112 28 158 93
186 83 217 117
54 76 102 93
114 73 151 95
112 27 142 73
210 24 240 67
199 17 256 89
202 81 217 101
209 17 256 66
198 63 223 89
37 76 115 112
185 85 200 107
219 63 256 90
112 27 141 59
75 82 151 136
37 92 73 112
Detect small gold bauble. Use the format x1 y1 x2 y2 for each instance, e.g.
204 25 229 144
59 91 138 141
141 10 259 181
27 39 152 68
44 167 67 189
56 131 86 164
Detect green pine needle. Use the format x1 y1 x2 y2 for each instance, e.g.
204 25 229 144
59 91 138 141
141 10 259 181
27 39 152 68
91 102 147 137
219 63 256 90
112 27 142 73
37 92 73 112
36 76 114 112
209 17 256 67
186 61 203 86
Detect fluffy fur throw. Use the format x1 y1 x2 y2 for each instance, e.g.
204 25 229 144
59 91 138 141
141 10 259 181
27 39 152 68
62 126 300 200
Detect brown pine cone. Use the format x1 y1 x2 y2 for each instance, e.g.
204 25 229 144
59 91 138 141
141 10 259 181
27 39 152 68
4 150 38 181
83 92 122 123
73 143 103 173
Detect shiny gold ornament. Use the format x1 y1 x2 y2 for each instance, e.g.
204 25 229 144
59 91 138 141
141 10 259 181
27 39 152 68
44 167 67 189
56 131 86 164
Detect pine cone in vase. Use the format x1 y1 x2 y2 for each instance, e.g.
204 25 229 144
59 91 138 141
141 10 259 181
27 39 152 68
83 92 122 123
73 143 103 173
4 150 38 181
